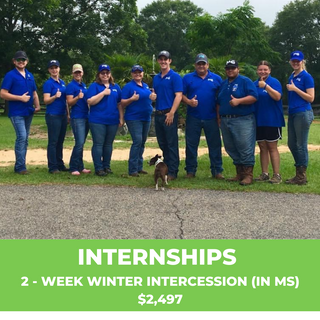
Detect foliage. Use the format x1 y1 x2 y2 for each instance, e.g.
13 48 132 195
138 0 203 69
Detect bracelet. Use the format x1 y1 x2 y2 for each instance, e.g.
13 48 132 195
264 84 268 90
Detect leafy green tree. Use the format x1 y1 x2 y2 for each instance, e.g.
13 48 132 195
138 0 203 69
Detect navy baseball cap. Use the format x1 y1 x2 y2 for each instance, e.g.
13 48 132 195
290 51 304 61
98 64 111 72
131 65 143 72
14 51 28 60
195 53 208 64
158 50 171 59
225 59 238 68
48 60 60 68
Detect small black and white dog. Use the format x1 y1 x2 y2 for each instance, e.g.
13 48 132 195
148 154 168 191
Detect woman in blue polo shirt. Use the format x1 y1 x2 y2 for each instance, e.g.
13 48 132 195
286 51 315 185
66 64 90 176
0 51 41 174
86 64 123 176
43 60 68 174
121 65 156 177
254 61 285 185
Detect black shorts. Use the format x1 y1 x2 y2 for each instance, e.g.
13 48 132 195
256 126 282 142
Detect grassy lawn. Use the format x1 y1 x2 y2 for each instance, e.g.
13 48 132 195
1 114 320 194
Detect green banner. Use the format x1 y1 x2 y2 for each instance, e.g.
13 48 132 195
0 240 318 311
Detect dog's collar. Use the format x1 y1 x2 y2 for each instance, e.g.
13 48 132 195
155 158 163 166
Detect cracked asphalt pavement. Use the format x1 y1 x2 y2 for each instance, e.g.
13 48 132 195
0 185 320 239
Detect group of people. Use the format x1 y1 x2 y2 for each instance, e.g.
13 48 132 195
0 50 315 186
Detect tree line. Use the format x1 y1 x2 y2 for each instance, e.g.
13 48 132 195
1 0 319 104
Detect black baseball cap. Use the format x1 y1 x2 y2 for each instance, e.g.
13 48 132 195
195 53 208 64
225 60 238 68
158 51 171 59
13 51 28 60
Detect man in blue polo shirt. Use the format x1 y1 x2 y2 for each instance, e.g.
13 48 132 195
153 50 183 180
0 51 41 174
217 60 258 185
182 53 223 179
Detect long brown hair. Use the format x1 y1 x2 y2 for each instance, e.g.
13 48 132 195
95 71 115 85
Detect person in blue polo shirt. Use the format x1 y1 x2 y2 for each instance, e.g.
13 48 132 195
153 50 183 180
182 53 224 179
253 60 285 185
121 65 157 177
217 60 258 186
43 60 69 174
0 50 41 174
285 50 315 185
66 64 91 176
86 64 123 176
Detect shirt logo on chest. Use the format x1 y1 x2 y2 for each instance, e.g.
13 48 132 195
232 84 238 91
165 77 171 80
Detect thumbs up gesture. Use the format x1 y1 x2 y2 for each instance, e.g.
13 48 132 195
21 91 30 103
131 91 139 101
229 94 240 107
286 80 296 92
190 95 198 107
149 88 157 101
55 88 61 98
78 89 84 99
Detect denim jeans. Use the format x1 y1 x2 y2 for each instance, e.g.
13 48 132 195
288 110 314 167
69 118 89 172
126 120 151 174
220 113 256 166
45 114 68 172
10 115 33 172
89 122 118 172
155 113 180 177
185 115 223 176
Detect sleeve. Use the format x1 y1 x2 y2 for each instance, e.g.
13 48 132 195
66 83 74 96
173 73 183 93
271 78 282 95
86 83 98 99
304 73 314 89
1 73 13 91
43 80 52 95
245 78 258 99
121 83 131 99
115 84 122 103
182 75 188 95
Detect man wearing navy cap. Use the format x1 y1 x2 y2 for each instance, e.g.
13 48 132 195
217 59 258 185
182 53 224 179
153 50 183 180
0 51 41 174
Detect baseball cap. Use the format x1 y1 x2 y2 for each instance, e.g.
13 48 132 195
98 64 111 72
290 51 304 61
13 51 28 60
157 51 171 59
47 60 60 68
131 65 143 72
225 59 238 68
72 64 83 73
195 53 208 64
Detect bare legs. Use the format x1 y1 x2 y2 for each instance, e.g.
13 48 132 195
258 140 280 175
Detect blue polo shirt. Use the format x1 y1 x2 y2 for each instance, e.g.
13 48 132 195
254 76 285 127
153 69 183 111
66 79 88 119
86 82 121 125
1 68 37 117
288 70 314 114
43 77 67 115
122 80 153 121
218 75 258 116
183 70 222 120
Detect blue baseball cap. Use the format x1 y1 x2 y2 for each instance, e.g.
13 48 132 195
290 51 304 61
98 64 111 72
48 60 60 68
131 64 143 72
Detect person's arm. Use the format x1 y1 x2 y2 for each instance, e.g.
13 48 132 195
165 91 182 126
67 90 84 108
33 91 41 113
118 102 124 127
87 87 110 106
287 80 315 103
43 89 61 105
258 80 281 101
182 94 198 107
121 91 139 108
0 89 30 103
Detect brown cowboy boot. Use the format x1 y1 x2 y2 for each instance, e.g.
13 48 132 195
295 166 307 185
285 167 298 184
227 165 243 182
240 166 254 186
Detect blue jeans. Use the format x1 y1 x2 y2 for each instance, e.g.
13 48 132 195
10 115 33 172
220 113 256 166
126 120 151 174
155 113 180 177
69 118 89 172
185 115 223 176
288 110 314 167
89 122 118 172
45 114 68 172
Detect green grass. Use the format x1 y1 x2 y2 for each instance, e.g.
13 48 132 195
1 114 320 194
